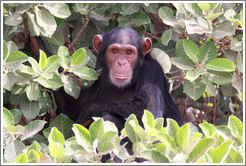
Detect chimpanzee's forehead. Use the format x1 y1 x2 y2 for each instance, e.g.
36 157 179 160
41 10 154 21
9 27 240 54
103 27 141 47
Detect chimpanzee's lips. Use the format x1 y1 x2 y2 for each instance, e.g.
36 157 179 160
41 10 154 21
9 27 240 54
112 74 130 80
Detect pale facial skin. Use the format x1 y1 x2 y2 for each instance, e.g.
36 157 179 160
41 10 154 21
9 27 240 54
106 43 138 88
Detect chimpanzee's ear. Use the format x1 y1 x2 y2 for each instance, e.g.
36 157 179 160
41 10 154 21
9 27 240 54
142 37 152 56
93 35 103 55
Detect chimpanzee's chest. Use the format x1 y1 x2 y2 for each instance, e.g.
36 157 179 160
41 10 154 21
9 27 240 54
96 87 135 104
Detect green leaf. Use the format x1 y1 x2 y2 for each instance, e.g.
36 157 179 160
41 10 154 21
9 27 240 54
155 132 177 153
227 146 243 163
58 46 69 57
3 107 14 127
48 141 67 160
170 57 195 70
154 118 164 130
184 3 202 16
183 132 202 155
27 149 40 163
206 13 223 21
175 39 187 58
129 120 147 142
141 150 169 163
197 3 210 13
37 73 63 90
103 120 119 133
97 142 115 155
57 46 70 69
7 41 18 53
21 66 35 75
161 29 172 46
73 4 89 15
199 123 215 137
44 55 61 72
228 115 243 139
166 118 180 142
185 69 206 82
34 6 57 37
202 76 216 96
4 12 23 26
26 83 41 101
198 41 218 64
61 74 80 99
177 123 190 149
50 113 74 139
99 131 117 143
3 41 8 61
4 140 25 162
72 124 92 150
142 110 155 130
158 6 174 18
15 153 28 163
183 79 206 101
173 3 186 14
3 72 16 91
28 57 40 74
21 120 47 140
205 58 235 72
27 12 40 36
185 19 205 35
89 118 104 141
48 127 65 145
212 20 235 40
71 48 86 67
206 70 233 85
186 138 215 162
124 114 140 142
44 3 71 18
28 141 42 153
183 39 199 63
5 51 28 69
212 140 234 163
20 98 40 120
39 50 47 69
49 32 65 46
132 12 151 26
122 3 141 15
73 67 98 81
143 3 158 14
9 109 22 125
150 48 171 73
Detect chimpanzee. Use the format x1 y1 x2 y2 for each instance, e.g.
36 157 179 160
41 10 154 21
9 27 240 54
70 27 183 129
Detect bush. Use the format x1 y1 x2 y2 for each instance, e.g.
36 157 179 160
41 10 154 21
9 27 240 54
2 2 244 163
3 109 243 163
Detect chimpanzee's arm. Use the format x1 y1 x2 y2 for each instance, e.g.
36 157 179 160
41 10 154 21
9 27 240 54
76 83 164 124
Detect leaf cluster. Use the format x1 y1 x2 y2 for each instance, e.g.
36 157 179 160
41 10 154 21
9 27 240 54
3 109 243 163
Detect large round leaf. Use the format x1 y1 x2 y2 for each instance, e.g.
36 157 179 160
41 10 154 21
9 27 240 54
205 58 235 72
44 3 71 18
34 6 57 37
183 78 206 101
151 48 171 73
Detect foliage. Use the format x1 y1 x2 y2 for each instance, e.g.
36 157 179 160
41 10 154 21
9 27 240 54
2 2 244 164
3 109 243 163
3 41 98 120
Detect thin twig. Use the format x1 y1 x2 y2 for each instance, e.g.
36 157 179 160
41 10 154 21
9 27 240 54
68 18 89 53
137 26 161 40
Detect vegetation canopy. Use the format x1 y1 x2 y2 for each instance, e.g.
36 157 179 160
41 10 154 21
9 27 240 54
2 2 244 163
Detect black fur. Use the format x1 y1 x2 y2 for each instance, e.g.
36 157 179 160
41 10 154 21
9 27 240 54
71 27 183 128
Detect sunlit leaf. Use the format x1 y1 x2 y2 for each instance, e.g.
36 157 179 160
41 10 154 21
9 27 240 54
205 58 235 72
44 3 71 18
183 79 206 101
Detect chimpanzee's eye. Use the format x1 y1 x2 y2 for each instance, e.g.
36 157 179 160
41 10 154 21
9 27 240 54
126 50 133 55
112 48 118 54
